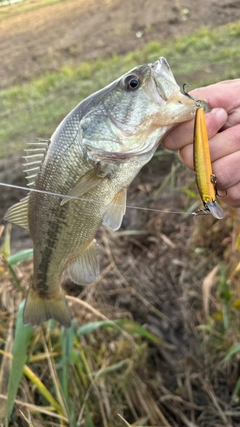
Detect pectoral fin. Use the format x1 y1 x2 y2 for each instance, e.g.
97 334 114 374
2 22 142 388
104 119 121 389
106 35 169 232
4 195 29 230
60 169 104 206
68 239 99 285
103 188 127 231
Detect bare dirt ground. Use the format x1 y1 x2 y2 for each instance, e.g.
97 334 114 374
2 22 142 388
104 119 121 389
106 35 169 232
1 1 240 425
1 0 240 88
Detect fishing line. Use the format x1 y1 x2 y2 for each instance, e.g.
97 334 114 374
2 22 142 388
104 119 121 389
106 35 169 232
0 181 196 216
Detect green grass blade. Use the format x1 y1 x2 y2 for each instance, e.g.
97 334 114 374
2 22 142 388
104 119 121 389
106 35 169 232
77 320 115 337
23 364 64 414
115 320 159 343
7 300 33 418
60 322 75 410
92 359 129 377
4 248 33 292
232 377 240 402
5 263 23 292
77 319 159 343
85 415 95 427
7 249 33 266
223 343 240 362
0 224 11 258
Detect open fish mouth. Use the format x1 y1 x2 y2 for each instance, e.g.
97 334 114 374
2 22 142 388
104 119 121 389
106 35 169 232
151 57 180 101
151 57 177 86
151 57 201 109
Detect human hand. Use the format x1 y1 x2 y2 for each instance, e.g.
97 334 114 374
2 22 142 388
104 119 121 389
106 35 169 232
162 79 240 207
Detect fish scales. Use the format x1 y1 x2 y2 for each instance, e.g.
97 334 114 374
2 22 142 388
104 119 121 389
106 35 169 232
4 57 204 327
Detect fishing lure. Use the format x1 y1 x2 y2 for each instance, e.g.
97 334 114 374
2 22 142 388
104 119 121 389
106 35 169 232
193 106 224 219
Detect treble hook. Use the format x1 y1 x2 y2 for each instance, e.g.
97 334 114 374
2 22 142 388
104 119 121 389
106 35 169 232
183 83 211 112
182 83 201 107
211 175 228 198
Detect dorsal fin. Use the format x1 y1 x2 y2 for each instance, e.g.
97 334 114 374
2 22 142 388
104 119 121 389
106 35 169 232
23 139 50 187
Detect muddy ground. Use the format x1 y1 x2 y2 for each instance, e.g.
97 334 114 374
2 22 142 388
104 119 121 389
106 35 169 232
1 0 240 88
1 1 240 425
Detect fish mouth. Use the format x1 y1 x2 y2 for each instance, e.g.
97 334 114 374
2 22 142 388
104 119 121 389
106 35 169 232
149 57 197 124
151 57 197 109
151 57 177 86
169 91 197 105
151 57 179 101
152 57 210 111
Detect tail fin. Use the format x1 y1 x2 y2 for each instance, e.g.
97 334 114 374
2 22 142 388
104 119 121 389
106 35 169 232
23 288 72 328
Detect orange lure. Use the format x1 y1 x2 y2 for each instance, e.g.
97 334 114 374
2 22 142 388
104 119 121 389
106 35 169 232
193 106 224 219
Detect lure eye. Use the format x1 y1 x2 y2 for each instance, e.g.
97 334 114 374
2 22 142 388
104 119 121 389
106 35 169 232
123 74 140 91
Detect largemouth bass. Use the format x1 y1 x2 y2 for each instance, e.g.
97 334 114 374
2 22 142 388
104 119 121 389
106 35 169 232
5 57 201 327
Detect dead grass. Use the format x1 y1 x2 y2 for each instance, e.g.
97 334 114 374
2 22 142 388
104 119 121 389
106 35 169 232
1 157 240 426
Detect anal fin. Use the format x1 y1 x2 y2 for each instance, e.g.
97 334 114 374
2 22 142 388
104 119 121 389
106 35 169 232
4 195 29 230
68 239 99 285
103 188 127 231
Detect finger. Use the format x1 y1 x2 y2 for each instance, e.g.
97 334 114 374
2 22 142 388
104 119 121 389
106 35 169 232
163 121 194 151
221 108 240 130
219 182 240 208
178 149 240 207
163 108 227 151
178 144 194 170
209 124 240 162
190 79 240 111
212 150 240 190
178 124 240 172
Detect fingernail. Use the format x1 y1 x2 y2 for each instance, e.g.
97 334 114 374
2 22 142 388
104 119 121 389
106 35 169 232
212 107 228 126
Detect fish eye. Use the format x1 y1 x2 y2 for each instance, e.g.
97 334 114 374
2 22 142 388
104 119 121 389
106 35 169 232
128 78 139 89
123 74 140 91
